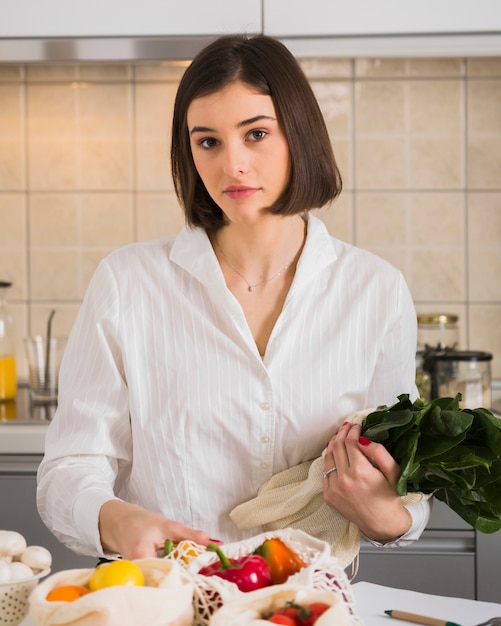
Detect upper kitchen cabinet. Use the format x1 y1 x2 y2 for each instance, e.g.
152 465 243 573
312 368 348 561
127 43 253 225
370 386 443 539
264 0 501 57
0 0 261 61
0 0 260 37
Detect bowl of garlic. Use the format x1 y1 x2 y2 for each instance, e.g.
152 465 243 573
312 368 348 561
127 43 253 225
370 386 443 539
0 530 51 626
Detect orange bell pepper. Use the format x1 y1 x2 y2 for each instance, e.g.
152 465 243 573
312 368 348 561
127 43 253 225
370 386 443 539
253 537 306 584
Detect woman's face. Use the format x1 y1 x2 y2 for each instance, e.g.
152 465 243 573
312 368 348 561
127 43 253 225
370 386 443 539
187 81 291 226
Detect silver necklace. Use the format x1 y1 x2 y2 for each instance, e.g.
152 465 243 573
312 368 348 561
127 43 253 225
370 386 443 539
214 238 297 292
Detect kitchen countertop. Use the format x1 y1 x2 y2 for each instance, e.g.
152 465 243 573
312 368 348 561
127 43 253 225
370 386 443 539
2 382 501 456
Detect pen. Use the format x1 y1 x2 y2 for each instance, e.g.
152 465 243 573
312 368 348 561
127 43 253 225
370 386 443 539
385 609 461 626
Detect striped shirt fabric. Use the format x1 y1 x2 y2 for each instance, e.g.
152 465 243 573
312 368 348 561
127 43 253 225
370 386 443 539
37 214 429 557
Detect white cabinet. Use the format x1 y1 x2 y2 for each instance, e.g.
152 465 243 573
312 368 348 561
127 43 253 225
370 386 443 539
264 0 501 38
264 0 501 57
0 0 261 38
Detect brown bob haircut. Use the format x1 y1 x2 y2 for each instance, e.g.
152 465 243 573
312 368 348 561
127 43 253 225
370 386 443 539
171 34 342 230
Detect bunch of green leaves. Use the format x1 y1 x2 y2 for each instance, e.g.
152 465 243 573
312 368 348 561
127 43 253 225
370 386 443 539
361 394 501 533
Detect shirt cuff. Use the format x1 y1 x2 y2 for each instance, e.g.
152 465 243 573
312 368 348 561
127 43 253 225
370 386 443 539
364 498 432 548
72 489 121 558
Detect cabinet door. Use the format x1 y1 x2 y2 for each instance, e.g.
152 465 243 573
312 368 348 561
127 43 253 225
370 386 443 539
0 464 96 572
357 530 476 599
0 0 261 38
264 0 501 37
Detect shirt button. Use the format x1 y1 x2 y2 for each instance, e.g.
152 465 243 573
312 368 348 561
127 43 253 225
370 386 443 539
261 436 270 443
260 462 268 469
261 402 271 410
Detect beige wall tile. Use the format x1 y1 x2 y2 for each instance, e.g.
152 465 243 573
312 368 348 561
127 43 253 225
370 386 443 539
354 81 407 189
27 84 77 136
467 193 501 302
355 58 407 77
79 83 132 137
300 58 351 79
355 58 464 78
312 81 352 187
79 64 132 80
355 81 406 134
27 65 78 81
468 192 501 248
135 82 177 190
81 193 134 245
355 192 466 302
356 138 408 189
0 194 26 247
78 138 132 189
469 305 501 379
29 194 79 246
28 139 79 189
0 140 25 190
136 193 185 240
408 137 463 189
29 249 79 300
0 250 26 300
467 58 501 77
0 85 25 189
468 138 501 189
467 79 501 188
0 65 23 82
409 193 465 246
0 194 27 299
134 62 188 81
315 192 354 244
411 248 465 302
355 79 464 189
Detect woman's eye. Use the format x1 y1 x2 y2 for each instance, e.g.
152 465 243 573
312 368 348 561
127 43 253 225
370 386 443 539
199 137 219 149
248 129 268 142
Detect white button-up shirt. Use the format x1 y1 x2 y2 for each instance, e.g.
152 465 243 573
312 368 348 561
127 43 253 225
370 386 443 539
37 215 429 557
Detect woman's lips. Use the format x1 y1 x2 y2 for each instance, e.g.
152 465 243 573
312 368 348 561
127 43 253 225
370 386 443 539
223 186 259 200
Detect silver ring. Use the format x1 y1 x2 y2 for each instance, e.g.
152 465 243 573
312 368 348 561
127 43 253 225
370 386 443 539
322 467 337 479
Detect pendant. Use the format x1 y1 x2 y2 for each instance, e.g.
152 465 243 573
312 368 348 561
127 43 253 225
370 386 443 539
248 286 256 292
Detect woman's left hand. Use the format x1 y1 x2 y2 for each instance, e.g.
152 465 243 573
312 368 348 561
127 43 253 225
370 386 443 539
322 421 412 542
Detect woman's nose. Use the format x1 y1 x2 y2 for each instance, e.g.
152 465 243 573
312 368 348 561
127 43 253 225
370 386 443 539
223 144 249 177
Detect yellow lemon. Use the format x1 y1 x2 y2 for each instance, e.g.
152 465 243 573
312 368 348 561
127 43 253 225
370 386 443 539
88 559 144 591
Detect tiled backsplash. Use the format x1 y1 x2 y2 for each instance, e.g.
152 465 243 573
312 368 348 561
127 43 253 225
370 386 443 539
0 56 500 379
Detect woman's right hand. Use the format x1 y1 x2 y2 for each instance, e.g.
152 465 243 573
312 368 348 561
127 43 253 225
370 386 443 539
98 500 212 559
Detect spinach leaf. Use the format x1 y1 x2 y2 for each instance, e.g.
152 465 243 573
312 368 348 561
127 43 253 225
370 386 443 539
361 394 501 533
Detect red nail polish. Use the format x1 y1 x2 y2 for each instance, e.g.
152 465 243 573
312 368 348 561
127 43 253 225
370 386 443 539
359 436 371 446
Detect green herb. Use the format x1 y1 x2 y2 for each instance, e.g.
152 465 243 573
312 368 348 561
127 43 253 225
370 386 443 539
361 393 501 534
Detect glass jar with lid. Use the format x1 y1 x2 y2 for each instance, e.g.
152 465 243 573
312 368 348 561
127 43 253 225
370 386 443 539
433 350 492 409
417 313 459 351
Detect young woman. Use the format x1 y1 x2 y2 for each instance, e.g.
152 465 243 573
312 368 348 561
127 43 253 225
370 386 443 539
37 35 430 561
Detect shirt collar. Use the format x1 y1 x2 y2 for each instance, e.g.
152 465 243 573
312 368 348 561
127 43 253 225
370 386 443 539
169 213 337 293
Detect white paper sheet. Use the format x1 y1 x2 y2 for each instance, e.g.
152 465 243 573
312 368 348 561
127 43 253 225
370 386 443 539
352 582 501 626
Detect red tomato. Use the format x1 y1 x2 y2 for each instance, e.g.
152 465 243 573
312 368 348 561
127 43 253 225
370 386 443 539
267 616 297 625
301 602 331 625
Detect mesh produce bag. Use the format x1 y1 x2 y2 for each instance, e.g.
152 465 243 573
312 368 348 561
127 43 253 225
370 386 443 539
164 529 362 626
28 558 194 626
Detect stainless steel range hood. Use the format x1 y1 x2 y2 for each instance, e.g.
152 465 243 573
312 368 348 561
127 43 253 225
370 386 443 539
0 35 218 63
2 32 501 63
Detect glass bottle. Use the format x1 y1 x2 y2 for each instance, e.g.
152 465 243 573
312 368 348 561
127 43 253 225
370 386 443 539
0 281 17 401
